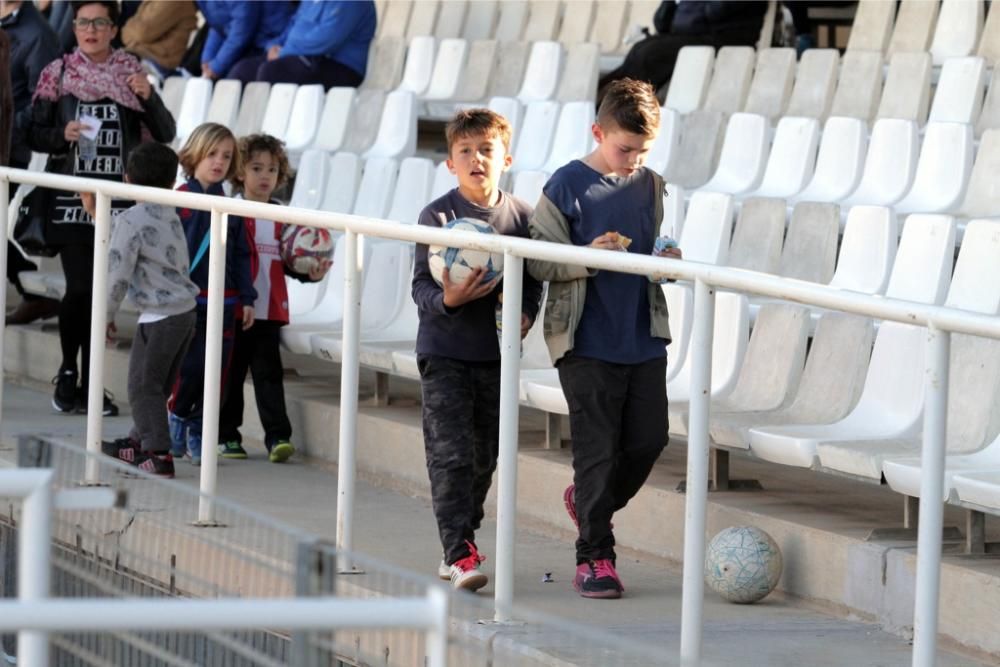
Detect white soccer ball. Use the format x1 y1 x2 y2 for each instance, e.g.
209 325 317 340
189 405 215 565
704 525 783 604
428 218 504 286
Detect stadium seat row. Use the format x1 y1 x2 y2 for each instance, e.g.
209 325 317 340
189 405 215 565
848 0 1000 67
374 0 661 58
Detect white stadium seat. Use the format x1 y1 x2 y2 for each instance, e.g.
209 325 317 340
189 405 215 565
749 116 820 199
789 116 867 205
312 87 357 153
749 214 956 469
284 84 325 153
205 79 241 130
517 41 563 103
364 90 418 159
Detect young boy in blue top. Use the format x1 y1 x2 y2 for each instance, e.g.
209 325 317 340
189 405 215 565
412 109 543 591
527 78 683 599
169 122 257 465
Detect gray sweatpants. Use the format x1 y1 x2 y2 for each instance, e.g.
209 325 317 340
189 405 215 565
128 310 196 453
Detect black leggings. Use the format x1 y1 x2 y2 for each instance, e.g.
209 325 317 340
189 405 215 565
57 244 94 388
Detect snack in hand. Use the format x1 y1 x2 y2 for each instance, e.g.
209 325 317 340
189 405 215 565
607 231 632 250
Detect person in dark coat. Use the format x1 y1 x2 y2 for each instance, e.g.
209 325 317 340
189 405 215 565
26 0 175 416
0 30 11 168
2 0 64 325
598 1 769 102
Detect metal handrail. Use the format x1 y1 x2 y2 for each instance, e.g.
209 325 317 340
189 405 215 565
1 166 981 667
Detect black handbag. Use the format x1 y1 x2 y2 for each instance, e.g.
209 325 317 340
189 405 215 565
13 186 57 257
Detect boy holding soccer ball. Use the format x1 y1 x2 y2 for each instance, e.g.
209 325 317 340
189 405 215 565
412 109 543 591
527 79 683 599
218 134 330 463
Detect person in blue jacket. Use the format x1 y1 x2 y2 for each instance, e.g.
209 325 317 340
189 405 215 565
227 0 376 90
198 0 292 80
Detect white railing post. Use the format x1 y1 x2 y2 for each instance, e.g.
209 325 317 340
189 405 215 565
912 324 950 667
0 177 8 416
424 585 450 667
680 278 715 666
197 209 227 524
493 252 523 623
84 191 112 485
17 469 53 666
336 230 362 571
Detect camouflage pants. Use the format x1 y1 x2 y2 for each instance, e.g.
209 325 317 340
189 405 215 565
418 355 501 565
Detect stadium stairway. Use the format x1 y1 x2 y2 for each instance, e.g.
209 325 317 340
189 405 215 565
3 318 1000 664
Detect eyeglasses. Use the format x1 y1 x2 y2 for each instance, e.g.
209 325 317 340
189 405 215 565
72 17 114 31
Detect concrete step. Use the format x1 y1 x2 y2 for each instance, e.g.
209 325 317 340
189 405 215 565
3 322 999 663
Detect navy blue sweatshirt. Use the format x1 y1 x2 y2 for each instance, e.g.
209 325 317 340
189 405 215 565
412 189 543 362
175 179 257 307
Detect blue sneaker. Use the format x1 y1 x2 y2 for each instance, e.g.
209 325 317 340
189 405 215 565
186 423 202 467
168 412 187 458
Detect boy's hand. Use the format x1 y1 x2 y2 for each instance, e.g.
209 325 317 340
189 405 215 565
307 258 332 281
79 191 96 218
655 246 682 260
241 306 255 331
590 232 627 251
441 266 498 308
520 314 532 339
105 321 117 344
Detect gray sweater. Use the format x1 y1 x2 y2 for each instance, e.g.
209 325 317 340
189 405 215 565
107 202 199 320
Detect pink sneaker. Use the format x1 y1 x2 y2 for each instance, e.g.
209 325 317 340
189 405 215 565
573 559 624 599
448 541 488 592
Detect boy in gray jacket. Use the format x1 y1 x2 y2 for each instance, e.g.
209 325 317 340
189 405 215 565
98 142 199 478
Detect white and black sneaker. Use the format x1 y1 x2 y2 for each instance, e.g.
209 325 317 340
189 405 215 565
76 389 120 417
448 541 488 592
51 369 77 413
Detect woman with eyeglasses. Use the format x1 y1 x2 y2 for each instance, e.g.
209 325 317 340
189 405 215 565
26 0 176 417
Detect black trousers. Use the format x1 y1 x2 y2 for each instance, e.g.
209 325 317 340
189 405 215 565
227 54 364 91
557 355 669 564
57 243 94 388
598 28 762 102
418 355 501 565
218 319 291 447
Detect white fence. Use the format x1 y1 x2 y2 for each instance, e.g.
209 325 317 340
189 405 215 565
4 167 997 666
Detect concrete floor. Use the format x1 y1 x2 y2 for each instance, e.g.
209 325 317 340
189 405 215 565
0 380 988 667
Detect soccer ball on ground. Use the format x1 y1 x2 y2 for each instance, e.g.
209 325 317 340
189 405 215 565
428 218 504 286
280 224 334 277
704 525 783 604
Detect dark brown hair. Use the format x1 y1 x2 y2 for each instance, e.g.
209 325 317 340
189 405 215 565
71 1 120 24
126 142 179 189
445 108 513 154
597 78 660 137
231 134 292 194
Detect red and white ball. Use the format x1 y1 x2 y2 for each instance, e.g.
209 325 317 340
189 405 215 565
280 225 334 277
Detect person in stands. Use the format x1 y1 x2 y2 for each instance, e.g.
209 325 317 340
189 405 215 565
120 0 198 79
197 0 292 81
2 0 62 325
26 0 175 416
598 1 769 103
227 0 376 90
